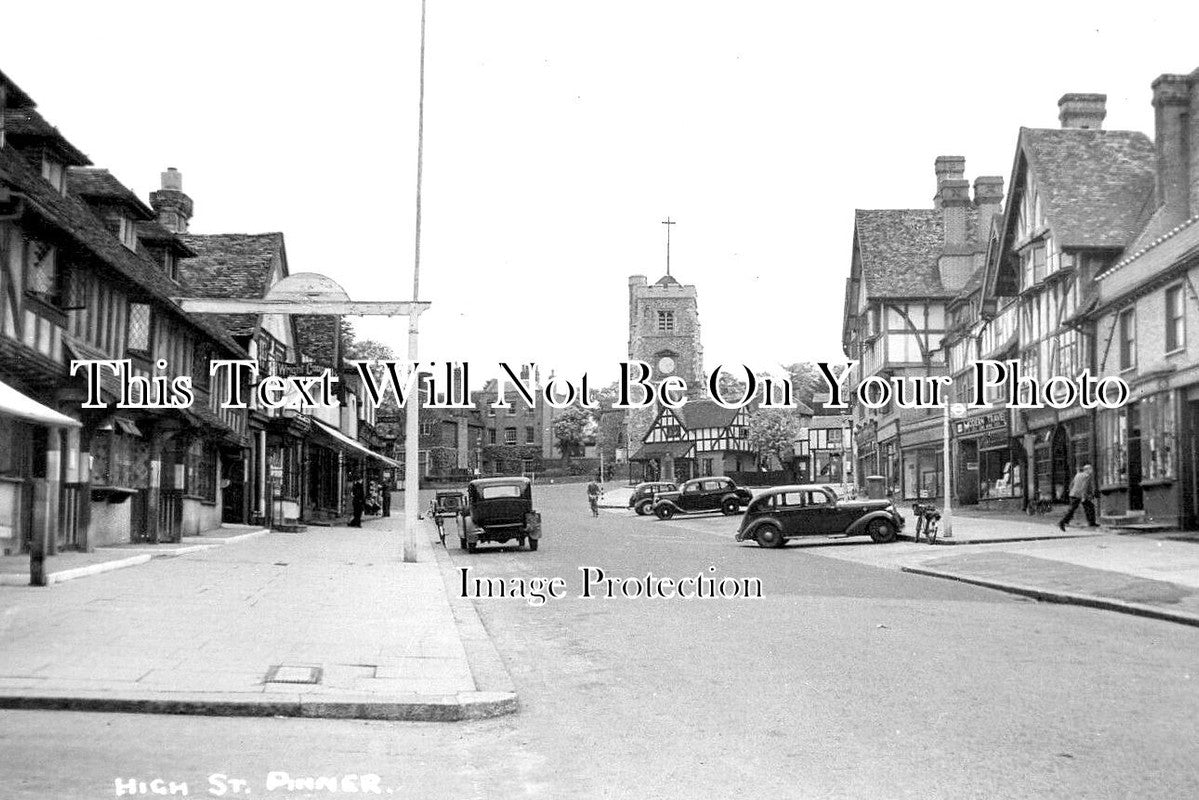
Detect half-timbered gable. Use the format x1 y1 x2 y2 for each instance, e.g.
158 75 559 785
985 99 1156 506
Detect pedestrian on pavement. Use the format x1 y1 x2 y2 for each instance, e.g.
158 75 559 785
382 479 391 517
1059 464 1098 531
587 477 601 517
350 479 365 528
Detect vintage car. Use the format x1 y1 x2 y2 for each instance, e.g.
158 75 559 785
628 481 678 515
461 477 542 552
735 484 903 548
651 477 753 520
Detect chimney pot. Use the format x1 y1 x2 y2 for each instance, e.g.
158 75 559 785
160 167 183 191
149 165 193 234
1058 93 1106 129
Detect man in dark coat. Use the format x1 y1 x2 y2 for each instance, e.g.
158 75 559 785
350 479 365 528
1059 464 1098 531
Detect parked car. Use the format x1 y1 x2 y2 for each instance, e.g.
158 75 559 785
461 477 542 552
734 484 903 548
652 477 753 520
628 481 678 515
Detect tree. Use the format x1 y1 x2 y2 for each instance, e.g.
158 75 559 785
344 337 395 363
552 406 593 461
747 408 800 471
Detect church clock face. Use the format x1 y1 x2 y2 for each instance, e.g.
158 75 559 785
657 356 676 375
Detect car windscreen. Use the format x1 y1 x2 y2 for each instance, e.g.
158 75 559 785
479 485 522 499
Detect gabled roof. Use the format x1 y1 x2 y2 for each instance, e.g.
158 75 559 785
0 145 244 356
854 208 983 299
176 232 284 299
2 106 90 165
675 399 740 430
135 220 197 256
67 168 153 218
294 315 339 367
0 68 34 108
1019 128 1156 248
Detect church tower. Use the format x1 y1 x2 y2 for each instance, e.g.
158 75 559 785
625 271 704 458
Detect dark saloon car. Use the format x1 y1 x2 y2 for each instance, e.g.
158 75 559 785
735 484 903 548
628 481 678 515
651 477 753 520
461 477 542 552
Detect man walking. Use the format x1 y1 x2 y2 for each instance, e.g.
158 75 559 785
1059 463 1099 531
587 477 601 518
350 479 365 528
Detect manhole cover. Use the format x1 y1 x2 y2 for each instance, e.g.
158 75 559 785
264 665 322 685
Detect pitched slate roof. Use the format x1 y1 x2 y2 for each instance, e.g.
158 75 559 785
0 68 34 108
675 399 739 430
176 233 284 299
0 145 244 357
854 208 982 299
67 167 154 218
294 315 340 367
2 107 90 165
135 219 197 256
1020 128 1156 248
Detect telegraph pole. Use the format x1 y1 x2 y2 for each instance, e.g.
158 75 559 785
403 0 429 562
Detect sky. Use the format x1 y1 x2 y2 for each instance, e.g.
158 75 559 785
4 1 1199 388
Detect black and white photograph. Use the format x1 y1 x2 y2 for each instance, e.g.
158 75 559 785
1 2 1198 797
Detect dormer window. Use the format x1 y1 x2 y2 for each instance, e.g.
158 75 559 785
41 156 65 194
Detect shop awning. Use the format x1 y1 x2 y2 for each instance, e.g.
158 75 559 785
310 418 400 468
0 377 81 428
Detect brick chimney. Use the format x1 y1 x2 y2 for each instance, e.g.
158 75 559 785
933 156 970 246
1152 72 1197 225
149 167 193 233
973 176 1004 226
1058 93 1106 130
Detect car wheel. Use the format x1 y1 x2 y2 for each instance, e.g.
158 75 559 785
635 501 651 516
529 538 539 551
655 505 674 520
868 519 896 543
755 524 785 549
721 497 740 515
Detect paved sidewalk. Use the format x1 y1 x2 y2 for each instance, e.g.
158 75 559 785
892 534 1199 627
0 516 517 720
0 525 269 586
896 511 1103 545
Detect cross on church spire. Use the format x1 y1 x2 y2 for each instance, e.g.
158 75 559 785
661 217 675 277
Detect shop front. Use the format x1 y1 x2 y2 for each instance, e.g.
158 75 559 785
1097 387 1183 527
899 418 944 500
1029 414 1092 507
953 410 1022 510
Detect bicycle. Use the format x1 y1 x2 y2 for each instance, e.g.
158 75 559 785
911 502 941 544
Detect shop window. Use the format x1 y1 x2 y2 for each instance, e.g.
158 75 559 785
1141 393 1176 481
978 445 1021 499
1097 408 1128 488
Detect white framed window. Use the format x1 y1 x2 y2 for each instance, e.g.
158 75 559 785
1165 284 1185 353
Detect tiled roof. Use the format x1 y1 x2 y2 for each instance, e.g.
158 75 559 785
2 107 89 165
1020 128 1156 248
176 233 284 299
676 399 739 430
67 167 153 218
135 220 197 256
0 68 34 108
0 145 244 357
207 313 261 338
294 315 339 367
855 208 982 299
